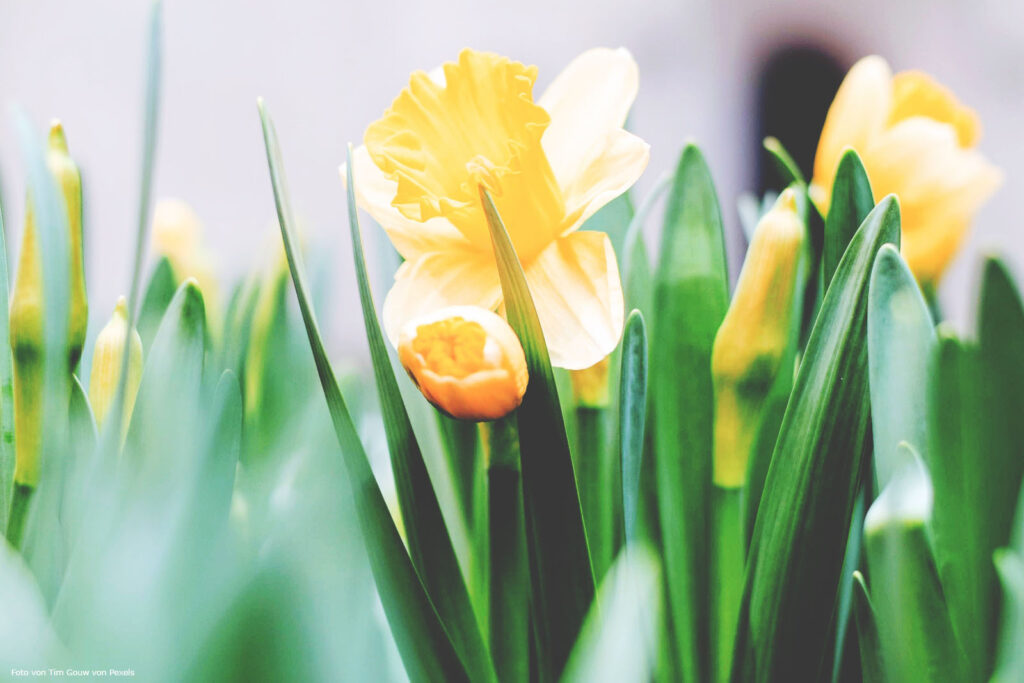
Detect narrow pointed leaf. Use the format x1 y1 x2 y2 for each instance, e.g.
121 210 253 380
346 152 495 683
824 150 873 287
137 258 177 349
868 244 934 488
851 572 884 683
651 143 729 682
864 445 967 682
619 310 647 544
763 137 805 186
259 98 470 683
481 188 594 681
928 258 1024 679
732 196 900 683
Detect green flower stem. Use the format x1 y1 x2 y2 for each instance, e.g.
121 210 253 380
484 416 529 683
711 485 743 683
5 482 33 549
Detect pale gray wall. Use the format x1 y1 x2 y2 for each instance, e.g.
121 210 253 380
1 0 1020 354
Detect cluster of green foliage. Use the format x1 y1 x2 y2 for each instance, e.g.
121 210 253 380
1 4 1021 682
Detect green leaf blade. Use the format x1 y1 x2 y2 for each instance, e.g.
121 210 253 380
345 152 496 683
867 244 935 488
651 143 729 683
823 150 873 288
258 98 470 683
480 187 594 681
619 310 647 545
732 195 900 683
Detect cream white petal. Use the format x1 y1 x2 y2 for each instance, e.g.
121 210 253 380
523 231 624 370
562 128 650 235
381 248 503 348
344 145 469 260
811 55 893 205
539 47 639 192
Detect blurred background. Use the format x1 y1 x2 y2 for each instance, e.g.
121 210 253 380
1 0 1022 353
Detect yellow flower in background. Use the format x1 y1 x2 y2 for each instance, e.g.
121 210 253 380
811 56 1001 286
398 306 528 421
350 48 648 370
152 198 221 329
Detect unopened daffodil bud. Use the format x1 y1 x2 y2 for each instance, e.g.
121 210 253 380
398 306 528 421
89 297 143 438
712 188 804 488
152 198 221 336
570 356 611 408
9 121 89 488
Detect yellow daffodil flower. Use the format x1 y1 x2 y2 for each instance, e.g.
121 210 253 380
398 305 528 421
811 56 1001 286
712 189 804 488
350 48 648 370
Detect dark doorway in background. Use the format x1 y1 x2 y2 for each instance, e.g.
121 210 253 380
755 45 845 193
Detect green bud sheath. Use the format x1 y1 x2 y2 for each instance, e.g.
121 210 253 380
9 121 89 487
89 297 144 438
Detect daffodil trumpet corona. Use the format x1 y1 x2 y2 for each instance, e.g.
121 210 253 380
811 56 1001 286
712 188 805 490
89 297 144 440
349 47 647 371
9 121 89 493
398 305 528 421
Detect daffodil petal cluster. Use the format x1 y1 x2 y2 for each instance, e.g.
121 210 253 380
351 48 648 370
811 56 1001 285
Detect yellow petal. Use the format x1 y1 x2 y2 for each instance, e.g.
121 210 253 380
811 55 892 210
862 117 1002 282
381 247 502 349
889 70 981 148
346 146 469 260
538 47 639 192
397 305 528 421
523 231 624 370
365 49 565 263
561 128 650 234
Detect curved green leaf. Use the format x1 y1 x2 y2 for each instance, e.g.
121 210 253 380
824 150 873 288
863 444 966 682
345 151 496 683
258 98 469 683
732 196 900 683
652 143 728 682
763 137 805 187
619 310 647 545
851 572 883 683
481 187 594 681
867 244 934 489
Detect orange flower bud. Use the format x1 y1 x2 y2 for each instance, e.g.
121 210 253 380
398 306 528 421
